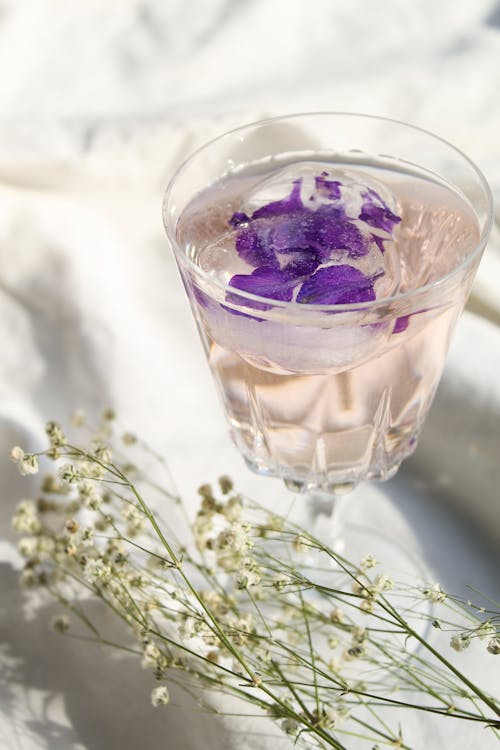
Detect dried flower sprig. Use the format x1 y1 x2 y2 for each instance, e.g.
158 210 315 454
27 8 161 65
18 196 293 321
10 412 500 749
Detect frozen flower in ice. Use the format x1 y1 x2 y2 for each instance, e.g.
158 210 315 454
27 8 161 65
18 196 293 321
10 447 39 476
450 633 471 652
295 264 378 305
151 685 170 707
225 172 401 313
359 188 401 234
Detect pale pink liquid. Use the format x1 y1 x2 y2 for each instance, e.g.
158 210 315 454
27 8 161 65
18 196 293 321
177 161 480 492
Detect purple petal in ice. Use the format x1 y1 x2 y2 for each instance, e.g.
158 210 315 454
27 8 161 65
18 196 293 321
251 178 304 219
229 211 250 228
370 234 387 254
359 188 401 233
235 224 279 268
315 173 342 200
227 266 298 309
393 315 409 333
296 264 378 305
308 205 370 258
279 250 321 277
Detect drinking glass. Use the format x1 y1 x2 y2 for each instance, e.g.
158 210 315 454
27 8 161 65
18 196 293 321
163 113 492 522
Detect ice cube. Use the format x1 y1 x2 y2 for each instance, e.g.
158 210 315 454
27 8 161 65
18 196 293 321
234 162 402 302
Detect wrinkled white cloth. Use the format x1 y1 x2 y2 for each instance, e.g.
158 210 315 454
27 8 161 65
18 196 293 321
0 1 499 748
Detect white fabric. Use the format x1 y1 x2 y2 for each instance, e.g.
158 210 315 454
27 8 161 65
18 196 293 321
0 1 499 748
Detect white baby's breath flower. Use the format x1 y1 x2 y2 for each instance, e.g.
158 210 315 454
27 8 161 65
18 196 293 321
12 500 41 534
292 534 308 553
217 521 253 553
360 554 378 570
10 447 39 476
92 442 112 464
272 573 290 591
20 568 37 588
80 527 95 546
78 480 102 510
476 621 496 641
423 583 447 603
51 614 70 634
450 633 471 652
329 607 345 624
178 616 199 641
281 718 299 735
142 643 161 669
45 421 66 448
218 475 233 495
18 537 38 558
10 446 24 463
373 574 394 593
487 637 500 655
70 409 86 427
65 519 79 535
151 685 170 707
222 495 243 522
83 557 111 584
59 464 80 484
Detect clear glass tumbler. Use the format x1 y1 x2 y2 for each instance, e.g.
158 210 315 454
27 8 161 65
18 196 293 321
163 113 492 497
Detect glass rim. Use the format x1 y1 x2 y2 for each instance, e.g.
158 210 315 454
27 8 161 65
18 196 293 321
163 111 494 313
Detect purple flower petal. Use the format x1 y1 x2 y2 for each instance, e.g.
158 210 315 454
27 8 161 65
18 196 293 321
227 266 298 309
229 211 250 228
371 234 386 254
235 224 279 268
315 173 342 200
359 188 401 233
308 205 370 258
296 264 377 305
280 250 321 277
251 178 304 219
393 315 409 333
